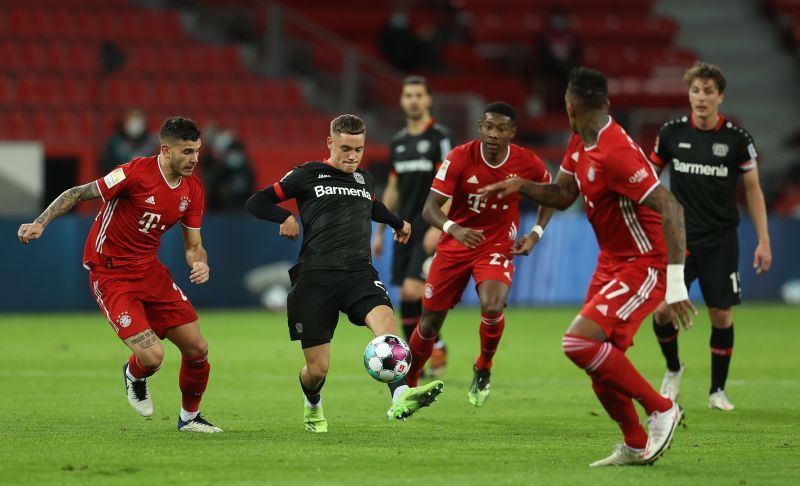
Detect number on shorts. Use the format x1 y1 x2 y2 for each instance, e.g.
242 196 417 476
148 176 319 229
374 280 387 294
489 253 510 268
599 279 630 300
173 282 188 301
729 272 741 294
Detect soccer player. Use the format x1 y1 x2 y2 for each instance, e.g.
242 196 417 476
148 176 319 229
372 75 452 377
17 117 221 433
404 102 554 408
245 114 444 432
479 68 695 466
650 62 772 411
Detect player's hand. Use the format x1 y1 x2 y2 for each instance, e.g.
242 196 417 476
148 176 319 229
190 261 210 284
477 177 525 200
667 298 698 330
17 222 44 244
423 226 442 255
449 224 485 249
512 232 540 256
372 230 384 257
280 215 300 240
753 241 772 274
393 221 411 244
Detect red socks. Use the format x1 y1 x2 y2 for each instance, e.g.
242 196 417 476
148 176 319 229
591 380 648 449
407 326 436 387
179 353 210 413
475 313 505 370
127 353 159 379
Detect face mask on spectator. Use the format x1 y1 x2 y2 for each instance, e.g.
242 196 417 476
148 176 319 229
124 116 146 138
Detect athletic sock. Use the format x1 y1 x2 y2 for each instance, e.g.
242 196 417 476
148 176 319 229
591 379 648 449
475 313 505 370
179 352 210 413
300 374 325 408
127 353 159 380
653 318 681 372
400 300 422 341
180 408 198 422
388 378 408 402
710 324 734 394
562 334 672 415
407 326 436 387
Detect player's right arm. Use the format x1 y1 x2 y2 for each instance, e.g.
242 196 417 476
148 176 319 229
373 172 399 257
649 125 672 176
17 181 102 244
477 170 580 210
422 190 484 249
246 167 305 241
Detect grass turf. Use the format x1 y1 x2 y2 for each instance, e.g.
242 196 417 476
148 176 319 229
1 305 798 485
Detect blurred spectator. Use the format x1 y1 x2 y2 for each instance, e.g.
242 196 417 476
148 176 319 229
380 6 431 71
202 128 255 211
101 109 160 174
534 9 583 108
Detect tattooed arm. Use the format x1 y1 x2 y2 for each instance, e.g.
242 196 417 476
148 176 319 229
17 182 102 244
478 171 580 210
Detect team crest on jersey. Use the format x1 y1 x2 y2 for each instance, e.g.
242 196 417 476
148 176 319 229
587 165 596 182
424 283 434 299
117 312 132 328
353 172 365 184
712 143 729 157
179 196 190 212
417 140 431 153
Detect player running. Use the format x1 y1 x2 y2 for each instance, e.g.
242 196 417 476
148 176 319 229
404 102 554 407
17 117 221 433
479 68 695 466
372 75 452 377
246 114 444 432
650 62 772 411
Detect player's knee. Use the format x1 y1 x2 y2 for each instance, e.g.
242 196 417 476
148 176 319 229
561 334 601 370
307 361 329 381
479 301 504 318
136 345 164 370
709 307 732 328
418 316 441 338
182 338 208 358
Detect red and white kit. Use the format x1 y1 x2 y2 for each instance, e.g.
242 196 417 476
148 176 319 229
424 140 551 311
83 155 205 340
560 118 667 350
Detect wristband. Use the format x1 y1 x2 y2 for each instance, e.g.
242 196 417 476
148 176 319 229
665 264 689 304
442 220 456 234
531 224 544 238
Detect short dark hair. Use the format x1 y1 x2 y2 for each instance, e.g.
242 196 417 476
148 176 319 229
160 116 201 142
683 61 726 93
330 114 366 136
402 75 430 94
483 101 516 124
567 67 608 110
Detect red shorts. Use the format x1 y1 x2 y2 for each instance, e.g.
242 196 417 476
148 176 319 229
89 261 197 340
581 256 665 351
423 248 514 312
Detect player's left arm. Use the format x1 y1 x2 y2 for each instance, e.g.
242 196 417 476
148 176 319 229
742 166 772 274
181 226 210 284
371 200 410 244
642 185 697 328
18 181 102 244
513 205 555 256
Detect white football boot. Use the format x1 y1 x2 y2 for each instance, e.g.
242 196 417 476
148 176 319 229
709 389 735 411
123 363 153 417
642 400 683 464
589 444 647 467
177 413 223 433
659 362 685 400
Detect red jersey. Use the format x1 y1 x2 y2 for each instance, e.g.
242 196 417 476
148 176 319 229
431 140 551 256
560 117 666 261
83 155 205 271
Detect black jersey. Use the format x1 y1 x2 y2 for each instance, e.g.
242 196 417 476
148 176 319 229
389 121 451 234
651 115 757 246
276 161 377 271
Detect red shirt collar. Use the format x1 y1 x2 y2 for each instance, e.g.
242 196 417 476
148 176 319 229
690 113 725 132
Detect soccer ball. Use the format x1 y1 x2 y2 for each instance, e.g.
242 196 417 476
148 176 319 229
363 334 411 383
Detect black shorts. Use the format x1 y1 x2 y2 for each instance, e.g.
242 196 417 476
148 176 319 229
685 228 741 308
286 265 393 342
391 240 428 286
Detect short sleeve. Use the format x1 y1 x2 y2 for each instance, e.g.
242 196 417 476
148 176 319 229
737 131 757 173
650 126 671 167
437 135 452 164
559 134 582 175
524 149 552 183
430 148 463 198
182 180 205 229
273 165 307 201
96 162 133 202
605 145 661 204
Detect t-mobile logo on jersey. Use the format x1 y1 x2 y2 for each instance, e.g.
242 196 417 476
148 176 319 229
138 212 162 233
467 193 509 214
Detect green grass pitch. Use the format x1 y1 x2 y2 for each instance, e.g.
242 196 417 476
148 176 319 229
1 305 799 485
